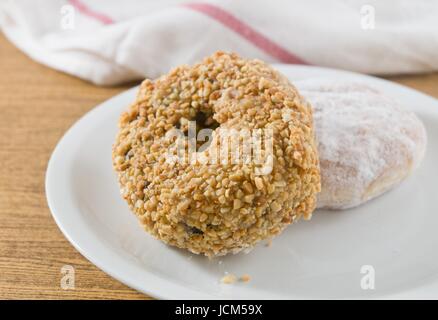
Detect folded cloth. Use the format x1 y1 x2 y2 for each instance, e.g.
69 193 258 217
1 0 438 85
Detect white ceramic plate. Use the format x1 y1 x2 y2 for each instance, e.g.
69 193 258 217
46 65 438 299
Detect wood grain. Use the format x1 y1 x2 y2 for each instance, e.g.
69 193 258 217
0 32 148 300
0 31 437 300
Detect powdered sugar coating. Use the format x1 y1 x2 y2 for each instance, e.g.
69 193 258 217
295 79 427 209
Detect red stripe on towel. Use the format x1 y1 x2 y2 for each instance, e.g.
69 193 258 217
68 0 114 25
183 2 308 64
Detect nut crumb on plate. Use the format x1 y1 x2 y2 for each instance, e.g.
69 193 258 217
240 274 251 282
221 273 237 284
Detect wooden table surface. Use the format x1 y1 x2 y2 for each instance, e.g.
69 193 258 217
1 31 438 300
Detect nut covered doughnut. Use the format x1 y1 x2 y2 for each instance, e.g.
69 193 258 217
112 52 320 257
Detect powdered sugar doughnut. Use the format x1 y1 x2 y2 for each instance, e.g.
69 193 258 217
295 79 427 210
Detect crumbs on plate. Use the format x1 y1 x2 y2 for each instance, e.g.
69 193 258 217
221 273 251 284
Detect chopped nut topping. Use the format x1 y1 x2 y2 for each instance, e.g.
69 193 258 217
112 51 321 257
254 177 264 190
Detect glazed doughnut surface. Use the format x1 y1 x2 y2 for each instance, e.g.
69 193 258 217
296 79 427 210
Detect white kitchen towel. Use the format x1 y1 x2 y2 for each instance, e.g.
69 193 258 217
1 0 438 85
